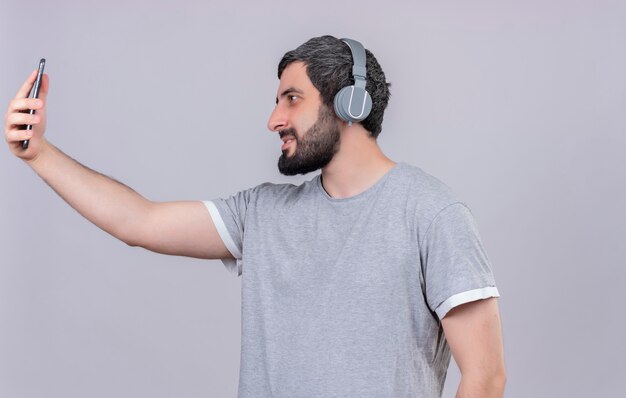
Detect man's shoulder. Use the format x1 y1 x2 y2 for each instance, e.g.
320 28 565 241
394 162 465 219
396 162 459 202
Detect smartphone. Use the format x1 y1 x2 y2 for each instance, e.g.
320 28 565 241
22 58 46 150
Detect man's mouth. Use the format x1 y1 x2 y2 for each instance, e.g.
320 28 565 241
281 135 296 151
281 137 295 151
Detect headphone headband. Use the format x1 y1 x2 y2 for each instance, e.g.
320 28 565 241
333 38 373 124
341 38 367 82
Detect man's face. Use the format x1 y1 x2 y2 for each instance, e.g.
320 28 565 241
268 62 341 176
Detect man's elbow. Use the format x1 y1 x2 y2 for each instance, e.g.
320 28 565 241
460 367 507 397
125 239 139 248
484 367 507 396
122 232 142 248
490 367 507 393
483 366 506 397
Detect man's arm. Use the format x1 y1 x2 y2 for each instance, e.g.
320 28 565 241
441 297 506 398
25 140 233 259
5 71 232 261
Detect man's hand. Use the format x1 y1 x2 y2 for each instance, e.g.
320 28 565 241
4 69 50 162
441 297 506 398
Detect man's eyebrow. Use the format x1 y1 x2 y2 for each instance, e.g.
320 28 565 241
275 87 304 104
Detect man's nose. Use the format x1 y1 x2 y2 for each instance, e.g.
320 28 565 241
267 105 289 132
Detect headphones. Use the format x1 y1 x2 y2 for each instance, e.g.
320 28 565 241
333 38 373 125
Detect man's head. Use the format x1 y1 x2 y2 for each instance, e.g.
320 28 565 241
277 35 391 139
268 35 391 176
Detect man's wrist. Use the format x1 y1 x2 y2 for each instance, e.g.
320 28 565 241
24 137 51 168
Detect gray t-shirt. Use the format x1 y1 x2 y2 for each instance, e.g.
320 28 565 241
204 161 499 398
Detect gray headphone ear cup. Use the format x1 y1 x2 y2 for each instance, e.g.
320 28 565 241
334 86 373 123
333 86 353 122
358 89 373 122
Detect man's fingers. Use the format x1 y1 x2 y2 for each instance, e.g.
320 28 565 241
14 69 38 99
5 128 34 144
9 98 42 113
6 111 40 126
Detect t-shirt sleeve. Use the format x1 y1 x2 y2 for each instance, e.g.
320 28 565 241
420 202 500 319
202 186 258 277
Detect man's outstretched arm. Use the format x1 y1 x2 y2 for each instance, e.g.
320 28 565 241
5 70 232 261
441 297 507 398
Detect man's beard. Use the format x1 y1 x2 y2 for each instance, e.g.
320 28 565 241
277 105 341 176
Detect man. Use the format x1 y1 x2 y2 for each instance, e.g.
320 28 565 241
5 35 506 397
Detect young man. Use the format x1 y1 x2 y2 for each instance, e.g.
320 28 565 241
5 35 505 397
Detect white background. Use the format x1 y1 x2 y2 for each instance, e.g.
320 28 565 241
1 1 625 396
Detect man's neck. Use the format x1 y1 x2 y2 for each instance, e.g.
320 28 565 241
320 125 396 199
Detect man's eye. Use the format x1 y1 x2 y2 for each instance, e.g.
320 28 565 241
289 95 298 102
